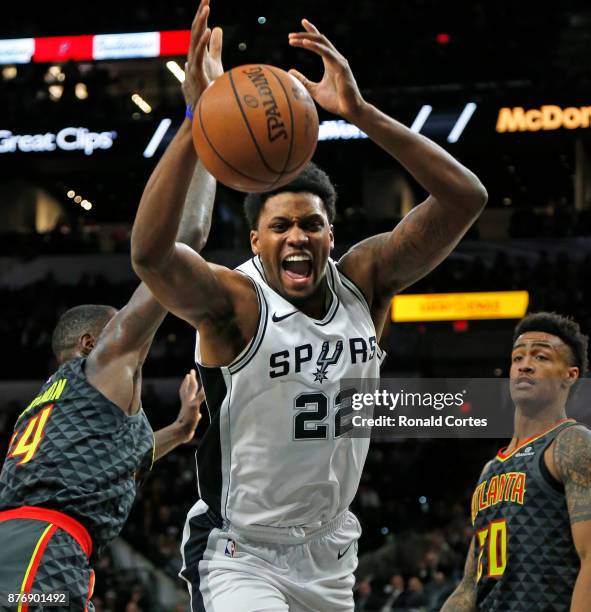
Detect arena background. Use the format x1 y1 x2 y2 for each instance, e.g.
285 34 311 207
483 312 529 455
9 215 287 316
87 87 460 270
1 1 590 610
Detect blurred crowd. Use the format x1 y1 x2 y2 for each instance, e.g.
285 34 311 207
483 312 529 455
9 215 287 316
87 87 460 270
1 243 591 380
0 193 589 257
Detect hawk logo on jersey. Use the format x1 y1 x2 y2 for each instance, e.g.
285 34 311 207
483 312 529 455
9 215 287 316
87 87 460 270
314 340 343 383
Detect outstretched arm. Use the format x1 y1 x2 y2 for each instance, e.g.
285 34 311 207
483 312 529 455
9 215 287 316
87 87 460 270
85 11 221 413
552 426 591 611
153 370 204 461
86 158 216 413
131 1 258 368
131 3 236 328
441 537 478 611
289 21 487 336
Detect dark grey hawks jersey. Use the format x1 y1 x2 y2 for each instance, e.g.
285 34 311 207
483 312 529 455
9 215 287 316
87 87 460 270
472 419 580 611
0 358 154 555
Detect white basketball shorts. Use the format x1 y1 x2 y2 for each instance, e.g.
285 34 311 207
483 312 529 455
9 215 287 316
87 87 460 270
179 500 361 611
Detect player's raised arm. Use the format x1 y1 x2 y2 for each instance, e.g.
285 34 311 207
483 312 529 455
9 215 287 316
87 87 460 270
131 3 239 327
289 21 487 335
86 5 222 412
441 537 478 611
552 425 591 611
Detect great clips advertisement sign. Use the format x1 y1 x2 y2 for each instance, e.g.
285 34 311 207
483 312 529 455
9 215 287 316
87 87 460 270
0 121 170 159
1 102 586 162
0 126 117 156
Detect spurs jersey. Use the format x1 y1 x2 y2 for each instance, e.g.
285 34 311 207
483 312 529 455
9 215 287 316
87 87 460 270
194 256 384 529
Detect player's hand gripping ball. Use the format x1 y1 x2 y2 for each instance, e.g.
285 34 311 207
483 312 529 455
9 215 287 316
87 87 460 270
192 64 319 193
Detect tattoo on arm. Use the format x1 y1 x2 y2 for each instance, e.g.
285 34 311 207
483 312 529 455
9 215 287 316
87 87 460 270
372 194 481 297
441 538 477 611
554 426 591 524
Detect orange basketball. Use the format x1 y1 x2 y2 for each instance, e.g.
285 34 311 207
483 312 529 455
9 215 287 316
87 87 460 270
192 64 319 193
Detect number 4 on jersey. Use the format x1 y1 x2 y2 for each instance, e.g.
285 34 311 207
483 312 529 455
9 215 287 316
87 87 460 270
7 405 54 465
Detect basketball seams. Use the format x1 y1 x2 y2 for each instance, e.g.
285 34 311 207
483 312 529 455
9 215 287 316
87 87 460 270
196 93 274 188
266 67 295 180
228 68 290 177
265 69 318 179
276 77 318 174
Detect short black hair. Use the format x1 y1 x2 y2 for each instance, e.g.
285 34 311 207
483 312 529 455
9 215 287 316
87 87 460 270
243 162 337 230
51 304 115 360
513 312 589 377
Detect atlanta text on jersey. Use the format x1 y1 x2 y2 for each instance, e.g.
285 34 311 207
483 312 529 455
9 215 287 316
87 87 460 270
471 472 527 524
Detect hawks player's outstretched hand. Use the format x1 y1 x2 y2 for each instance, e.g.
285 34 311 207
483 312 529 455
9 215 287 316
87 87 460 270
288 19 364 121
176 369 204 443
183 0 224 112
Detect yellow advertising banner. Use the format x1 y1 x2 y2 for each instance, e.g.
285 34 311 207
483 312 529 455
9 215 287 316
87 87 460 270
392 291 529 322
496 105 591 133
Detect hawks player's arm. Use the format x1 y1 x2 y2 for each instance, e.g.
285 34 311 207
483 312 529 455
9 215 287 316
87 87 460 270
441 537 478 612
334 109 487 339
441 459 493 612
152 370 205 461
86 161 216 415
550 425 591 612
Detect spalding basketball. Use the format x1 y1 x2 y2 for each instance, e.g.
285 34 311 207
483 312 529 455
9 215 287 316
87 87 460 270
192 64 319 193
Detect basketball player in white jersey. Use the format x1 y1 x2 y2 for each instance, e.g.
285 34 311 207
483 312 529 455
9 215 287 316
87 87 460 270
131 1 488 610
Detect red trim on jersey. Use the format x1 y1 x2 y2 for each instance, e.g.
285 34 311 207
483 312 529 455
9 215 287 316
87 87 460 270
84 569 95 611
496 418 575 462
0 506 92 558
20 523 58 611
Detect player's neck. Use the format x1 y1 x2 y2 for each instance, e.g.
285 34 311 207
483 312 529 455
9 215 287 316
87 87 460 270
288 279 330 319
58 349 84 364
509 407 567 450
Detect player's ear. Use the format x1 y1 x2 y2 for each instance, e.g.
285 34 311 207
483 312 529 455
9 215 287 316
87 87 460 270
565 366 579 387
329 224 335 251
80 333 95 355
250 229 260 255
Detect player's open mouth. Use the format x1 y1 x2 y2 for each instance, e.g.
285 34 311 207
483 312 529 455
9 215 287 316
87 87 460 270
282 254 313 284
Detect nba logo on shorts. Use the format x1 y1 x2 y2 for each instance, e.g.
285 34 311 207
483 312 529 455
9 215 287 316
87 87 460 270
224 538 236 557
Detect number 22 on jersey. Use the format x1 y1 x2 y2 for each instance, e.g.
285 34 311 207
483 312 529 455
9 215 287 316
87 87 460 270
7 405 54 465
